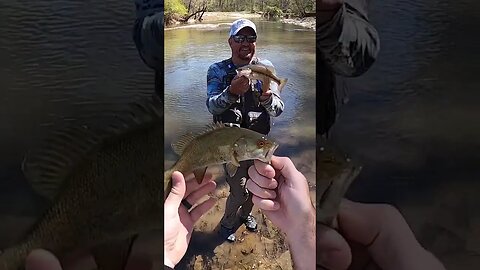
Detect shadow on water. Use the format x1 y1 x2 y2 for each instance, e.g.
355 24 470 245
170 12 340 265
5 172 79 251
329 0 480 268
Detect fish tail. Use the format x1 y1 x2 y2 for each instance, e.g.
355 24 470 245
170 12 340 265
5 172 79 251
278 78 288 93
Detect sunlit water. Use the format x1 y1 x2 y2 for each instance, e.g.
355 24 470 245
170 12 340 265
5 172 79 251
164 19 316 179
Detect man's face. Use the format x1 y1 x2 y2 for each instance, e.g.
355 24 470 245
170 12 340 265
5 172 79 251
229 27 256 62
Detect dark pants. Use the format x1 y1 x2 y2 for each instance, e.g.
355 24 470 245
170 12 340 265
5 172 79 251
220 160 254 229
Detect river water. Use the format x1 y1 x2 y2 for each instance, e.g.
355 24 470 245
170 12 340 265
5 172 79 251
164 19 316 179
331 1 480 268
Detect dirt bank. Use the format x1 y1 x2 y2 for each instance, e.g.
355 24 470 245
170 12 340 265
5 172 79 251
165 152 316 270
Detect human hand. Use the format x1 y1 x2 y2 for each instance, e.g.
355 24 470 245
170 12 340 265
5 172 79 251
247 156 315 269
26 249 63 270
164 171 217 268
317 199 446 270
247 156 314 236
258 88 272 102
229 74 250 96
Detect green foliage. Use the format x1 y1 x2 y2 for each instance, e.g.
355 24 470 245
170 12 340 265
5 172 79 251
264 5 283 19
165 0 188 15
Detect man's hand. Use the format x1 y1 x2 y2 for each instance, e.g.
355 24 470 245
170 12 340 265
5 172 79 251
229 75 250 96
247 156 315 270
247 157 314 236
317 199 447 270
164 171 217 268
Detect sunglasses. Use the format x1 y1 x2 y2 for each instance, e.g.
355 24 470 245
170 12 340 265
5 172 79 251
232 35 257 43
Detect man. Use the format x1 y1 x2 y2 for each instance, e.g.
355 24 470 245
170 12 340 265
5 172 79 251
317 0 380 137
206 18 285 242
132 0 164 97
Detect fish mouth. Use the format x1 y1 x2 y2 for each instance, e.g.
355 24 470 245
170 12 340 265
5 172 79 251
265 143 279 162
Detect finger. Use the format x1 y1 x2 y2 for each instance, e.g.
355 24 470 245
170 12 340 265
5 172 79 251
184 173 213 196
251 195 279 211
165 171 186 208
60 248 97 270
316 223 352 270
338 199 425 268
26 249 62 270
270 156 300 181
253 159 276 178
189 197 217 223
246 179 276 199
249 162 277 188
185 181 217 206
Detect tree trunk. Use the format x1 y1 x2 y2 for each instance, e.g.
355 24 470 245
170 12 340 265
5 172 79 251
187 0 192 13
182 6 207 22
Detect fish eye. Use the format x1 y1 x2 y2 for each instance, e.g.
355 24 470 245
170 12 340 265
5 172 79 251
257 140 265 148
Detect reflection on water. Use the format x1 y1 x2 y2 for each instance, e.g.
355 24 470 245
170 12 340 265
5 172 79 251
0 0 154 247
164 19 316 179
331 0 480 268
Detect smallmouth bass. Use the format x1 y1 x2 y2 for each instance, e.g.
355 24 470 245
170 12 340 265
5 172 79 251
0 96 164 270
164 123 279 200
236 63 288 96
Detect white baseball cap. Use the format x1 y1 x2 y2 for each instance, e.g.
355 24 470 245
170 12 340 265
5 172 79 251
229 19 257 37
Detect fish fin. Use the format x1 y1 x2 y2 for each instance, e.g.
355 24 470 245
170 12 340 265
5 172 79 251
277 78 288 93
193 167 208 184
231 151 241 167
22 95 163 201
225 162 239 177
21 125 103 200
206 121 229 131
91 235 138 270
265 65 275 73
225 151 241 177
171 122 229 155
171 132 196 155
101 94 163 136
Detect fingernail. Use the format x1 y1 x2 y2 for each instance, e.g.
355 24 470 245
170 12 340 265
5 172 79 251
269 179 278 189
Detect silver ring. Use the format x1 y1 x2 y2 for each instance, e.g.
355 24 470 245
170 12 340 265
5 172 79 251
181 199 193 210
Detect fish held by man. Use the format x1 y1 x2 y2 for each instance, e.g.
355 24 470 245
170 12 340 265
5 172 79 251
164 123 279 200
316 142 362 228
236 63 288 96
0 95 165 270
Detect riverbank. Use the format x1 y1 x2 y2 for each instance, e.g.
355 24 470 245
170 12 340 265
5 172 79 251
166 11 315 30
281 16 315 30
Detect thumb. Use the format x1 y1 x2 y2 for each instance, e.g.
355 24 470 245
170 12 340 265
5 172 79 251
270 156 300 183
26 249 63 270
165 171 186 208
338 199 426 268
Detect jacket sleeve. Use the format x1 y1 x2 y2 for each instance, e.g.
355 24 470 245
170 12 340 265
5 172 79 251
132 0 164 70
260 93 284 117
317 0 380 77
206 64 239 115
